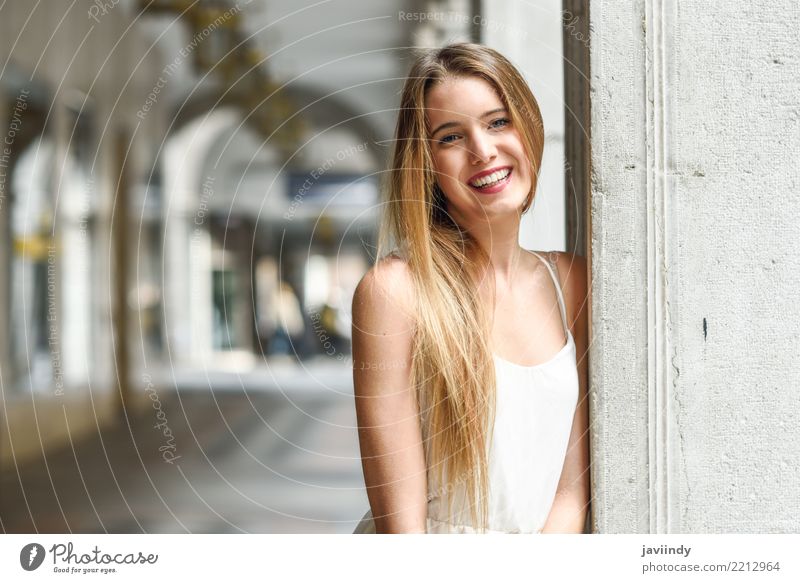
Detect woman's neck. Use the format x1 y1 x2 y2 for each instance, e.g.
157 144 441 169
462 215 525 291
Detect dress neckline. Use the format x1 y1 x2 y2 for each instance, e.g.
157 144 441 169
492 249 573 371
492 329 574 371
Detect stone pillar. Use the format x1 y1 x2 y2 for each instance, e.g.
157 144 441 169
589 0 800 533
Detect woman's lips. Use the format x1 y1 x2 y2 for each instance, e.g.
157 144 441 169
468 169 513 194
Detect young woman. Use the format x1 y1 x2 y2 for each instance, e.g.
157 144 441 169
351 43 590 534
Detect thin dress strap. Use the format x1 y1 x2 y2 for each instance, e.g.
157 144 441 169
528 251 569 337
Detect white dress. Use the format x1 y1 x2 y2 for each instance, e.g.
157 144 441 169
354 250 579 534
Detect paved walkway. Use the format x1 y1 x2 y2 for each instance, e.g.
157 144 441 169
1 374 369 533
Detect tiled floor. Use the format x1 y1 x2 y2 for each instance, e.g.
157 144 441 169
0 378 369 534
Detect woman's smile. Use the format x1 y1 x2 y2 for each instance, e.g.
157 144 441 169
467 166 513 195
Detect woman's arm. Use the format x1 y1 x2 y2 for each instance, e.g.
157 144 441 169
352 257 428 533
541 252 591 533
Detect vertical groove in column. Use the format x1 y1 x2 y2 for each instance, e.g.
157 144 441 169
646 0 677 534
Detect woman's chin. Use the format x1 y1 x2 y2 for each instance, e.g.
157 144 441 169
483 194 528 215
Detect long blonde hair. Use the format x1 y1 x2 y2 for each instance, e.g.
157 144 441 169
376 43 545 531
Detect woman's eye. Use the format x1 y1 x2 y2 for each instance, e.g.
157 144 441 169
438 134 459 144
490 118 510 129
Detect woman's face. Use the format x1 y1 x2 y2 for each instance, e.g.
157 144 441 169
425 75 532 225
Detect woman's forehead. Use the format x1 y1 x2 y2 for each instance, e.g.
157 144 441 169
424 77 505 124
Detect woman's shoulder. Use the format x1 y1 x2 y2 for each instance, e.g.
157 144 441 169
356 251 414 292
545 250 588 332
352 252 416 320
539 250 585 272
526 248 577 269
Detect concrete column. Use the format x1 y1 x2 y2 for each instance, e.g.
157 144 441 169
111 128 132 415
590 0 800 533
163 109 237 363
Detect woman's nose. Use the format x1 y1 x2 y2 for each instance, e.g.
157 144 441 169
468 132 497 164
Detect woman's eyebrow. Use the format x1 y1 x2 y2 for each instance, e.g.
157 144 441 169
429 107 508 138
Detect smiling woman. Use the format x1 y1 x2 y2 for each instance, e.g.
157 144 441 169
352 43 590 534
425 75 534 224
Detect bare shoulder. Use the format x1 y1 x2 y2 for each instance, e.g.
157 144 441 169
351 254 418 402
351 254 427 533
548 251 589 332
352 253 417 326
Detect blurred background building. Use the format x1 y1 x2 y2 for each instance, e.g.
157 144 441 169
0 0 585 533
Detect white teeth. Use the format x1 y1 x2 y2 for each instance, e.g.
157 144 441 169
470 168 510 188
